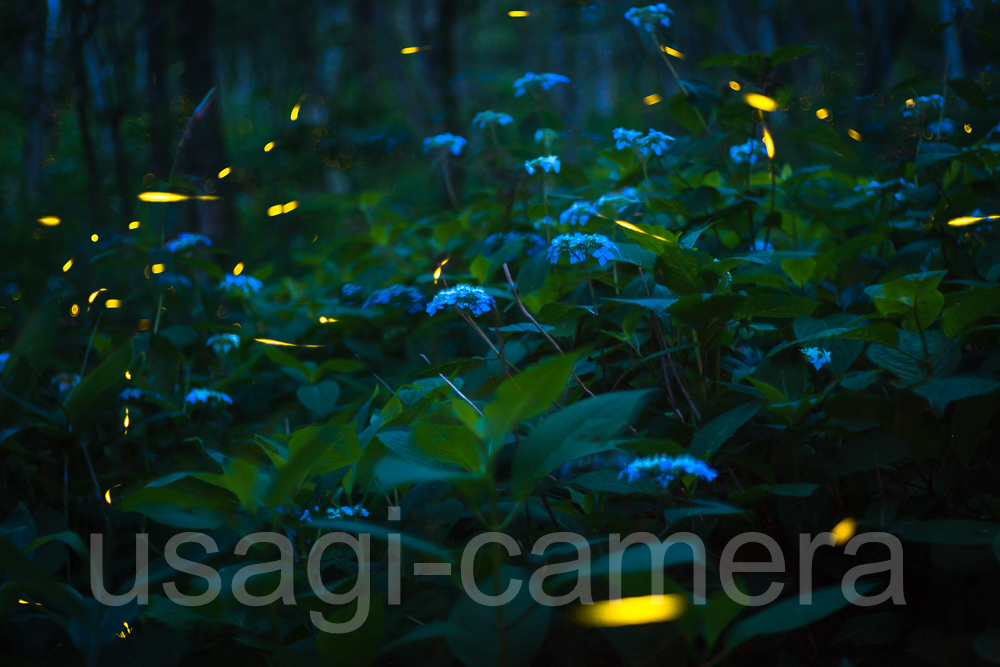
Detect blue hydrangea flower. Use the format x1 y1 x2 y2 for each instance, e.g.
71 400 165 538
802 347 832 371
165 233 212 253
547 233 618 266
52 373 80 392
929 118 955 137
752 240 774 251
619 454 717 487
624 4 674 31
423 133 466 156
525 155 561 175
513 72 570 97
0 352 8 373
326 504 370 519
613 128 643 150
120 388 164 402
560 200 599 226
472 111 514 129
362 284 426 314
220 274 263 296
901 94 944 118
184 388 233 405
636 129 676 157
207 334 240 355
730 139 768 165
342 283 363 297
484 232 547 262
426 284 495 316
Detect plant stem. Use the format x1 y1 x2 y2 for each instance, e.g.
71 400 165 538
442 155 460 211
454 306 499 356
80 309 104 376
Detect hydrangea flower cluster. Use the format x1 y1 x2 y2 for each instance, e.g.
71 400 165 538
472 111 514 129
929 118 956 137
513 72 570 97
185 388 233 405
120 388 163 401
525 155 561 175
326 504 370 519
221 274 263 296
206 334 240 355
624 4 674 31
595 191 641 217
483 232 548 263
362 284 426 314
619 454 717 487
730 139 769 165
426 284 495 316
0 351 9 373
613 128 675 157
560 200 599 226
901 94 944 118
52 373 80 392
547 233 618 266
165 233 212 253
422 133 466 156
802 347 832 370
613 128 642 149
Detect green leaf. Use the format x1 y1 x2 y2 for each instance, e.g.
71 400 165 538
662 498 745 531
697 53 748 69
667 92 702 135
494 323 554 333
722 584 874 655
948 77 990 113
768 44 819 64
64 339 135 425
781 258 816 288
517 253 551 295
511 390 652 500
870 271 946 332
728 483 819 504
669 294 747 329
911 376 1000 412
479 352 583 443
0 534 88 621
679 222 713 249
688 401 762 460
614 243 658 269
942 285 1000 338
264 425 361 505
296 380 341 416
899 520 999 545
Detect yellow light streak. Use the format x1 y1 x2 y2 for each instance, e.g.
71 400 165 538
233 262 244 276
947 214 1000 227
151 264 165 274
401 45 430 54
508 10 530 17
125 370 131 379
282 200 299 213
129 221 140 229
743 93 778 112
830 517 857 546
267 204 283 217
318 316 338 323
615 220 671 242
659 45 685 58
124 408 129 432
138 192 221 202
906 98 915 108
264 141 275 152
574 595 686 627
71 304 79 317
848 129 862 141
965 124 972 133
38 216 61 226
729 81 741 91
91 234 99 242
218 167 231 179
434 257 450 283
254 338 323 348
290 103 301 121
643 93 662 105
762 126 775 159
89 289 106 303
62 258 73 272
106 299 122 309
815 108 830 119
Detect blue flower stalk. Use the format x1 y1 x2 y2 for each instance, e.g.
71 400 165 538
423 133 466 210
472 111 513 150
427 284 502 356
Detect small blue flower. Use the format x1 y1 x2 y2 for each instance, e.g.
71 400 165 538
752 240 774 251
423 133 466 156
207 334 240 355
730 139 768 165
929 118 955 137
619 454 717 486
120 388 164 402
0 351 9 373
613 127 643 150
525 155 561 175
220 274 263 296
548 233 619 266
802 347 832 370
165 233 212 253
624 4 674 31
52 373 80 392
362 284 426 314
184 388 233 405
484 232 548 262
472 111 514 129
426 284 495 316
513 72 570 97
560 201 599 227
900 94 944 118
636 129 676 157
327 504 370 519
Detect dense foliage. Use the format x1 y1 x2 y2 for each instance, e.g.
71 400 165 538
3 2 1000 666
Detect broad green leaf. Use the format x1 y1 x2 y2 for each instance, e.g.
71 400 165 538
781 258 815 288
614 243 658 269
688 401 762 459
948 77 990 113
911 376 1000 412
297 380 340 416
667 92 702 135
0 534 87 621
517 253 551 295
64 339 135 425
942 285 1000 338
768 44 819 64
265 425 361 505
870 271 946 332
